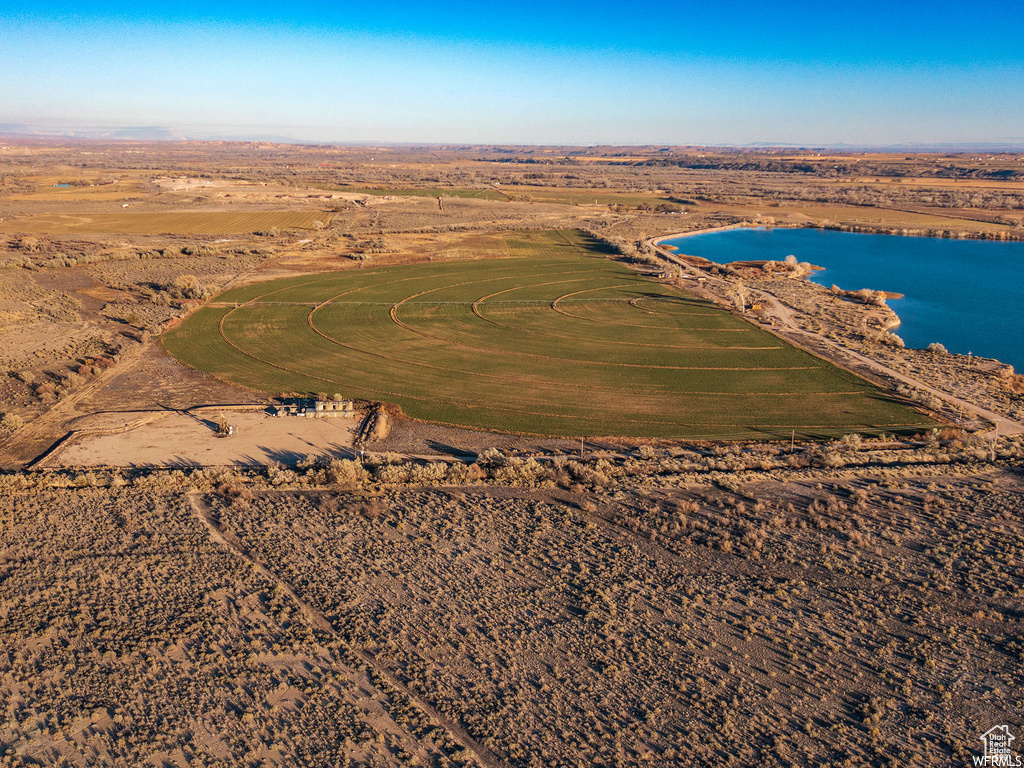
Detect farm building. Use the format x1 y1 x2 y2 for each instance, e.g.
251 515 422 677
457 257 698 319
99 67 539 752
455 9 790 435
274 399 355 418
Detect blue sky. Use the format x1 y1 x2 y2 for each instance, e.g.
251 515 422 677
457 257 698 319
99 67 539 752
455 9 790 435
2 1 1022 145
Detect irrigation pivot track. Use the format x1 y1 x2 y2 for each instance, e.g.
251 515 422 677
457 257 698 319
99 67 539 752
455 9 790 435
163 230 933 439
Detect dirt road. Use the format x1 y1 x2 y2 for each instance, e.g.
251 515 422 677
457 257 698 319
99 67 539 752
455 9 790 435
188 492 505 768
0 340 153 469
647 235 1024 438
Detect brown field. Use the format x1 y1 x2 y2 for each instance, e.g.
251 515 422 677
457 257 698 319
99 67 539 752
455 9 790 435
0 210 332 235
43 407 359 468
709 201 1018 233
0 450 1021 766
506 185 669 206
9 184 149 202
849 177 1024 191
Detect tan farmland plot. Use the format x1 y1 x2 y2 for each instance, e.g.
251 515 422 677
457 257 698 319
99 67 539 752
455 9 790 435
48 409 358 468
163 230 934 439
9 183 149 202
0 210 332 235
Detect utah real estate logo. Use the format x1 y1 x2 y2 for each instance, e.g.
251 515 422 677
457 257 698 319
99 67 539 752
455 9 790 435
975 726 1022 767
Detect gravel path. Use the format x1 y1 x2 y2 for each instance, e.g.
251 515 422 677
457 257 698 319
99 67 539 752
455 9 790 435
648 234 1024 437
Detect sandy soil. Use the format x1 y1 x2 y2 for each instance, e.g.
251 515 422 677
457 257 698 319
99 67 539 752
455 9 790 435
0 488 464 768
1 464 1019 767
45 408 358 468
368 413 648 458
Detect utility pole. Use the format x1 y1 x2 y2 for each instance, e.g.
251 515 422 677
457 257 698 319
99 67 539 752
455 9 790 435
580 437 585 460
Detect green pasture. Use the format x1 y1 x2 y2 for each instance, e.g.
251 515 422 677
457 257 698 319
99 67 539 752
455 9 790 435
163 230 933 439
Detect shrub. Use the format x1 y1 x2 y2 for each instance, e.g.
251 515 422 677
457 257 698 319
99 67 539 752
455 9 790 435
265 463 294 486
0 413 26 432
926 342 948 354
855 288 887 306
443 462 476 484
375 464 410 484
180 244 221 257
839 433 863 451
407 462 449 484
170 275 215 300
492 457 554 486
17 236 40 252
476 447 507 468
357 498 385 519
325 459 368 488
365 451 403 467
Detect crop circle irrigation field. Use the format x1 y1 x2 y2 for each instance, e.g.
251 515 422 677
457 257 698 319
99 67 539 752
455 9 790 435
163 230 933 439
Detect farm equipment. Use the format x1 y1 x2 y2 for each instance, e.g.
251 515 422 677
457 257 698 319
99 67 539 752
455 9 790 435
215 415 236 437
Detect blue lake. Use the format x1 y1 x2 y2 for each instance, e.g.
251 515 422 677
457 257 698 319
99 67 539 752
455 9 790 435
662 227 1024 371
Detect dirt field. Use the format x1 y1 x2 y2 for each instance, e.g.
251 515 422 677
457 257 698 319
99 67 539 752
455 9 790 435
0 210 332 235
0 460 1020 767
44 408 359 468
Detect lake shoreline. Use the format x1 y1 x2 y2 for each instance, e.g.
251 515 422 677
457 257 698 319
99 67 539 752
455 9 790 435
654 220 1024 249
647 228 1024 436
656 224 1024 373
651 225 1019 436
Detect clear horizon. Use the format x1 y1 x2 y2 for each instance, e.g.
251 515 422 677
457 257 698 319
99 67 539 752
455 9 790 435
2 0 1022 146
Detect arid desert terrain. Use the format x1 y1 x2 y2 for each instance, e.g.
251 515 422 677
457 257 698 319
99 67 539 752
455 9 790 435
0 140 1022 766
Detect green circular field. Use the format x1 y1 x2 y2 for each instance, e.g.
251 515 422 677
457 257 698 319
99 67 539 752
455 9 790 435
163 230 932 439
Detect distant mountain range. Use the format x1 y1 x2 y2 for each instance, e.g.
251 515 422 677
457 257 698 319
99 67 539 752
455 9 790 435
0 123 311 144
0 124 188 141
731 141 1024 153
1 124 1022 152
